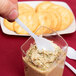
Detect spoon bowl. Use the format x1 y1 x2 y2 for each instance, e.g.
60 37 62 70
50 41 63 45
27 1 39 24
67 46 76 60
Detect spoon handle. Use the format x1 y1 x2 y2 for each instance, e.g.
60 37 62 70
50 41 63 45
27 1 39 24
65 61 76 74
15 18 37 39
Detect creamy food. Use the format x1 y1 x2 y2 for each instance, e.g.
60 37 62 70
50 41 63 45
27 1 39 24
23 42 65 71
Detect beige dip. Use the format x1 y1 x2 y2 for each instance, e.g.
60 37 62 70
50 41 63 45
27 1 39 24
23 42 65 71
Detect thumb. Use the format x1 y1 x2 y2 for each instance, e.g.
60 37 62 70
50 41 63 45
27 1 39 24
0 0 18 21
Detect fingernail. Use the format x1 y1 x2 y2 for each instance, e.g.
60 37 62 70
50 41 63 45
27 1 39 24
8 9 18 20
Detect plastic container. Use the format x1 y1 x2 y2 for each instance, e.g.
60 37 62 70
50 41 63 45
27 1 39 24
21 26 68 76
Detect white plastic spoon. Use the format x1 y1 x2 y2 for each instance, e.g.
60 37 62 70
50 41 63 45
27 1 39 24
15 18 55 51
65 46 76 74
67 46 76 60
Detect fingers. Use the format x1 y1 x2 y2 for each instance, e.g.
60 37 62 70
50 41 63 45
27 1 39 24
0 0 18 22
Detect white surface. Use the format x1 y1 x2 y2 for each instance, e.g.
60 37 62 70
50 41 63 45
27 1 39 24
0 1 76 36
67 46 76 60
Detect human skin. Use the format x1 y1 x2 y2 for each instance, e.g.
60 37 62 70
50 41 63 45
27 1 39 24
0 0 18 21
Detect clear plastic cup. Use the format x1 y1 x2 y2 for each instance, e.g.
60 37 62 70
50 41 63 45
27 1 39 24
21 26 68 76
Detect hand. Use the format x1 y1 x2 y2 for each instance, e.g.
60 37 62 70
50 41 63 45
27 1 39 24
0 0 18 21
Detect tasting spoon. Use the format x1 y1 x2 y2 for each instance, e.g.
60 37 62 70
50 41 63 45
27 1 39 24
15 18 55 51
65 46 76 74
